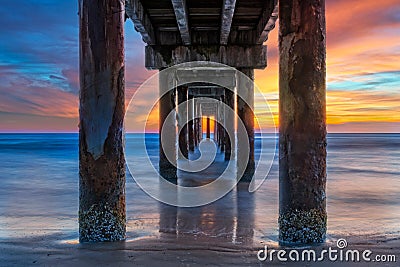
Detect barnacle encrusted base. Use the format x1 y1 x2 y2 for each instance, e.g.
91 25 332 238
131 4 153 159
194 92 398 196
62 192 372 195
279 208 327 245
79 203 126 242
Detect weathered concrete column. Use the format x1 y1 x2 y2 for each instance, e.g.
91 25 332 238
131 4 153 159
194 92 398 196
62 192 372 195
188 94 195 152
224 88 235 160
219 95 225 152
199 104 203 141
214 114 218 141
237 68 255 183
178 86 188 159
159 70 177 182
194 121 198 147
192 98 197 147
195 118 200 146
199 117 202 141
206 117 211 139
214 115 217 142
78 0 126 242
219 124 225 151
195 100 201 144
216 119 220 146
216 121 221 147
279 0 327 244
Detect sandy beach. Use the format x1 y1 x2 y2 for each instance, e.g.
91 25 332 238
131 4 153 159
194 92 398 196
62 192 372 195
1 233 399 266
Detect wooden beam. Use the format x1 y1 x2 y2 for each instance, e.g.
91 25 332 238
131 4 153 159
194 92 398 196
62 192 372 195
255 0 278 44
171 0 191 45
126 0 156 45
145 45 267 70
220 0 236 45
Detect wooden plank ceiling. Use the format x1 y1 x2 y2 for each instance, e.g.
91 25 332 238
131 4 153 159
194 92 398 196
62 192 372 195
126 0 277 46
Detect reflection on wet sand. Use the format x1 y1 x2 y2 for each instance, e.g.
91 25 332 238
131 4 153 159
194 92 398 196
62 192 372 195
158 145 255 245
159 188 255 245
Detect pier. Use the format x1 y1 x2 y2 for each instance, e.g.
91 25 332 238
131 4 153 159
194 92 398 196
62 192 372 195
79 0 327 245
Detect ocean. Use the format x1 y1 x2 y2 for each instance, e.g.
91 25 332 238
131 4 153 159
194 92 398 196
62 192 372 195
0 133 399 246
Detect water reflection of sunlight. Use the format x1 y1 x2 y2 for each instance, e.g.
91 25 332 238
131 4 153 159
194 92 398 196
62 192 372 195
159 162 256 245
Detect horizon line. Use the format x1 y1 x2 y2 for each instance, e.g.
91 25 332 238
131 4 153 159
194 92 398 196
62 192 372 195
0 131 399 134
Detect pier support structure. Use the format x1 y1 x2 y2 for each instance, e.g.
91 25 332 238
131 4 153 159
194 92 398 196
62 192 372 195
278 0 327 244
77 0 332 245
193 98 200 146
78 0 126 242
178 86 189 159
224 88 235 160
159 70 178 182
237 68 255 182
206 117 211 139
219 95 225 152
196 101 202 143
188 94 195 151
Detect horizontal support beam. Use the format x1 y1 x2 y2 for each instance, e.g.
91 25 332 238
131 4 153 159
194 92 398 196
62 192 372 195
145 45 267 69
220 0 236 45
189 87 226 97
255 0 278 44
141 27 276 46
126 0 156 45
171 0 191 45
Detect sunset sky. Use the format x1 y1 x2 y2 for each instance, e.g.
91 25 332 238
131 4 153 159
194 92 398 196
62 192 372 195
0 0 399 133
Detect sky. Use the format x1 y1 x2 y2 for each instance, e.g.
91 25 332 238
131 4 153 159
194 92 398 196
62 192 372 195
0 0 399 133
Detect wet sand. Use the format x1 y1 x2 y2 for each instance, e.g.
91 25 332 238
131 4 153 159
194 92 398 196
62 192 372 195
1 233 399 266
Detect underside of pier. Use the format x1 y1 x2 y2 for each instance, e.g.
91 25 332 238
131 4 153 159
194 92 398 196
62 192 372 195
79 0 327 246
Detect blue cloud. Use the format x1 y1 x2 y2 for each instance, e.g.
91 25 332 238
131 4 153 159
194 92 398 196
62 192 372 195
0 0 151 103
328 71 400 93
0 1 79 97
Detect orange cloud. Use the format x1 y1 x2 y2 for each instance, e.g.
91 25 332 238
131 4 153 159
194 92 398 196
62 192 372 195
1 0 399 133
254 0 400 132
0 86 78 119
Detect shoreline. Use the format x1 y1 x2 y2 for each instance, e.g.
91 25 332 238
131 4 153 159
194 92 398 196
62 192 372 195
1 133 399 266
1 232 399 266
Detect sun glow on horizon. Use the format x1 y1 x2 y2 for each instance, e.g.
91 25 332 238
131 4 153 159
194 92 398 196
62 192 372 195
0 0 399 133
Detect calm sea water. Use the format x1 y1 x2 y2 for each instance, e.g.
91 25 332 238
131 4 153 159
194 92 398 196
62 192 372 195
0 133 399 245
